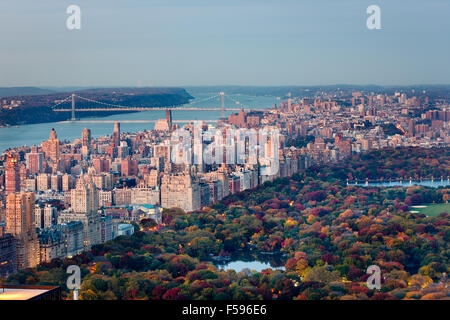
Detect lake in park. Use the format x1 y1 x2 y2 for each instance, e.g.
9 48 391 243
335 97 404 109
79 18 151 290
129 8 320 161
349 180 450 188
213 252 285 273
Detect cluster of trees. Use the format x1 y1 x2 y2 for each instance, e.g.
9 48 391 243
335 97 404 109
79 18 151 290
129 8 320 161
3 147 449 300
312 147 450 180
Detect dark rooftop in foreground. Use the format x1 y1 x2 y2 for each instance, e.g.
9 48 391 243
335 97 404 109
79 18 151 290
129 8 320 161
0 285 61 300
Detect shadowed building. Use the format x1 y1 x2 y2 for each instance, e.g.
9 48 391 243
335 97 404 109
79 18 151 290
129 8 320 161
0 231 17 278
5 192 39 270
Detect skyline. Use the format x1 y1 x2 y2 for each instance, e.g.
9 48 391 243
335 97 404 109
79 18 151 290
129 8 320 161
1 0 450 87
3 83 450 90
1 85 449 302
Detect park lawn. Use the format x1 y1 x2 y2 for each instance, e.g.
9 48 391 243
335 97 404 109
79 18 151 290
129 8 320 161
412 203 450 217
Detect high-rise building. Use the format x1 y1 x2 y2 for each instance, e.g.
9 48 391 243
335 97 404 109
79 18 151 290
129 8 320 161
62 174 74 192
112 122 120 147
5 153 20 195
0 232 17 278
100 216 113 243
6 192 39 269
70 174 99 214
92 158 110 173
59 173 101 250
58 221 84 257
287 93 292 111
82 128 91 147
50 174 62 191
24 178 36 192
42 129 60 161
160 171 201 212
408 119 416 137
35 205 45 229
154 144 170 162
166 110 172 131
19 165 28 190
37 173 51 191
25 152 44 175
43 205 57 228
121 156 138 177
81 128 92 157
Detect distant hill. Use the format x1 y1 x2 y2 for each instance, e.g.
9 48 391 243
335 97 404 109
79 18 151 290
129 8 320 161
185 84 450 99
185 85 385 98
0 87 55 98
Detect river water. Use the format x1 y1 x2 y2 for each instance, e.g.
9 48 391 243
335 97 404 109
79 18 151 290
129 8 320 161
0 92 280 153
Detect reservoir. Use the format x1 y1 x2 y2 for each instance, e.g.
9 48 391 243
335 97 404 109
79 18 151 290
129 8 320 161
349 180 450 188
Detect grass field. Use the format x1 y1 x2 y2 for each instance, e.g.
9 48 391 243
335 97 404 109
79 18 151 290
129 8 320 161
411 203 450 217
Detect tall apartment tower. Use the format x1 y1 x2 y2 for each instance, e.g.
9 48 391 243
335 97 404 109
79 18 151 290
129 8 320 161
82 128 92 147
166 110 172 130
160 171 201 212
81 128 92 157
287 92 292 112
59 173 101 250
71 174 99 214
6 192 39 269
5 153 20 195
42 128 60 161
113 122 121 147
25 152 44 175
408 119 416 137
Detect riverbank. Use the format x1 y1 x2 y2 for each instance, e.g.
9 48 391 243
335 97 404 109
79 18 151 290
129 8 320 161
0 92 279 153
0 87 192 127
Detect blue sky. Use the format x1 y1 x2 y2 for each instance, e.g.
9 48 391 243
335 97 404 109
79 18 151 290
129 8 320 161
0 0 449 87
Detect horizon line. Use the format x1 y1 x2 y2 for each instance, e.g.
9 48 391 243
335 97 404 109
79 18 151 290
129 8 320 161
2 83 450 89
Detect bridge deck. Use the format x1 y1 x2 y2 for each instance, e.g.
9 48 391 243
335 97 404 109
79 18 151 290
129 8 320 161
58 120 219 123
54 108 267 112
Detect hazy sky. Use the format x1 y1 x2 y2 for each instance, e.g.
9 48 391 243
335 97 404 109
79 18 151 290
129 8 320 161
0 0 449 87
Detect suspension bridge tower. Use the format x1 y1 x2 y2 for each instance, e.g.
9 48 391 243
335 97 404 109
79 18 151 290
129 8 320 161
220 92 225 119
71 93 76 121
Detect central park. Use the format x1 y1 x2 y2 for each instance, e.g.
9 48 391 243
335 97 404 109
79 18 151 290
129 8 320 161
2 146 449 300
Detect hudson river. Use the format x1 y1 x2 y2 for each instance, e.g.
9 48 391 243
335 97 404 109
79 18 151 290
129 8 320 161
0 92 279 153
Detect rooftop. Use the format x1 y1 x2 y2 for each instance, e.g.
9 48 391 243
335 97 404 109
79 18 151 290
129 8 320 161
0 285 61 300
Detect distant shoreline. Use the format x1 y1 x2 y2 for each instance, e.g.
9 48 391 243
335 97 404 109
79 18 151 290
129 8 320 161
0 87 193 127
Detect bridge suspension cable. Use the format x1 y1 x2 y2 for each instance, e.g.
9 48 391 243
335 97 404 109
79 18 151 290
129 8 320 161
49 96 72 109
56 93 222 110
51 92 267 121
183 94 221 106
74 95 132 109
224 94 251 109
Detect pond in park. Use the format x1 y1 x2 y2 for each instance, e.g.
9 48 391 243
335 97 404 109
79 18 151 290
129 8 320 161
213 252 285 272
